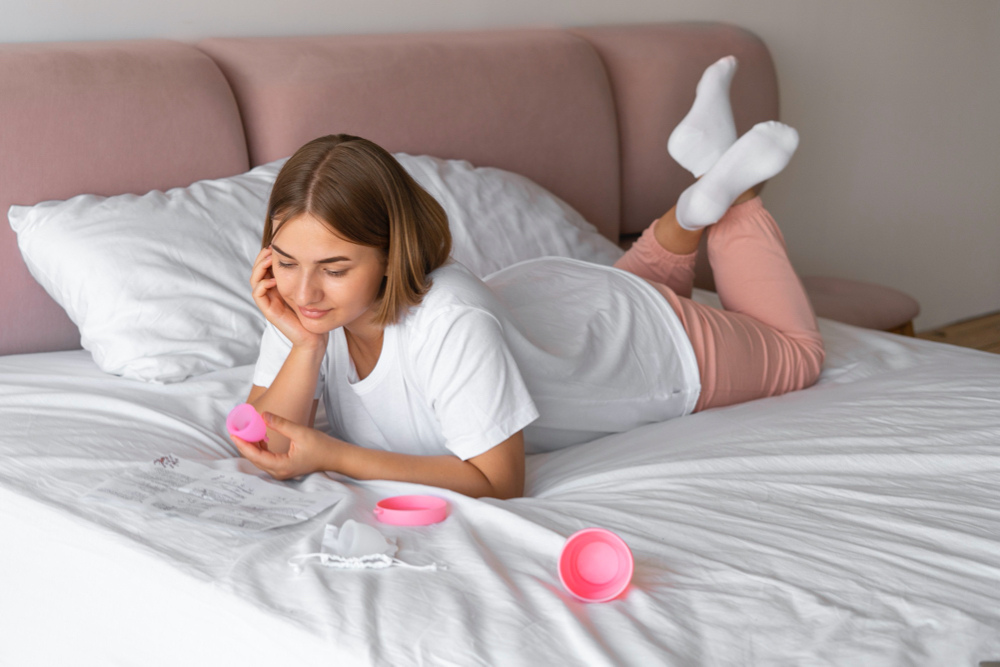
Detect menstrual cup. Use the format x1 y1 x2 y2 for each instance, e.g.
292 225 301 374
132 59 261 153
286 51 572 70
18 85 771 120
226 403 269 443
558 528 633 602
374 495 449 526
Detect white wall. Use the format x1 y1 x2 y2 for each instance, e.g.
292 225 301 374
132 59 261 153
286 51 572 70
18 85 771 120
3 0 998 330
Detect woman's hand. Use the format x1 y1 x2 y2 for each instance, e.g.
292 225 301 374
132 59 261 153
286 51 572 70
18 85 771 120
250 246 328 350
230 411 347 480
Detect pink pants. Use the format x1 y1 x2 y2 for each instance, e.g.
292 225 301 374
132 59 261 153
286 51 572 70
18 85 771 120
614 196 825 412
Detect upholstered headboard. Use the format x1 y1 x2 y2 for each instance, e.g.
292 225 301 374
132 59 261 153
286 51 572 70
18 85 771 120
0 23 778 357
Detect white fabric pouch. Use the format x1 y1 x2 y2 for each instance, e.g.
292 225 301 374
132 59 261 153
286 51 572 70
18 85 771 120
288 519 443 572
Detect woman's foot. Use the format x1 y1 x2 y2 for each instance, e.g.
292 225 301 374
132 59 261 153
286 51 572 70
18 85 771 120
667 55 739 177
675 121 799 231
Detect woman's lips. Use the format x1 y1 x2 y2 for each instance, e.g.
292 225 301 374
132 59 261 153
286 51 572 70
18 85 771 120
298 306 331 319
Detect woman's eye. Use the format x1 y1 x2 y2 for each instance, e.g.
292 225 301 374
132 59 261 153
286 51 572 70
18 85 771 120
276 261 295 269
325 270 347 277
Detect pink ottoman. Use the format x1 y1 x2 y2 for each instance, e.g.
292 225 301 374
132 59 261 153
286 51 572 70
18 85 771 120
801 276 920 336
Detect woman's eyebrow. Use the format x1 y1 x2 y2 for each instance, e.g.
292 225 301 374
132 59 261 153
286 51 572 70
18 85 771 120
271 244 350 264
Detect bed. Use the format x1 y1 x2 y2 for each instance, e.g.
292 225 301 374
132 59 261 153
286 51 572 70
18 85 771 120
2 23 999 667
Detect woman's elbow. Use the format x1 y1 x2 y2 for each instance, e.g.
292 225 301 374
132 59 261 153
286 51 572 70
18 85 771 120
487 484 523 501
480 474 524 500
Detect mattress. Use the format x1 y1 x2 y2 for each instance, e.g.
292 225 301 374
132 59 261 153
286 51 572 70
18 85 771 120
2 290 999 666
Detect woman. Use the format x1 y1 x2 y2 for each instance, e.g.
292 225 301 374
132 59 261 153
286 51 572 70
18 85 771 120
230 56 824 499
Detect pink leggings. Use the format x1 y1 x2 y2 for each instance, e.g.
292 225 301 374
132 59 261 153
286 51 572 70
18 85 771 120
614 196 825 412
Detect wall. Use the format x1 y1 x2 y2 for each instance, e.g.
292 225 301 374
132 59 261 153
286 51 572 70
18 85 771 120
3 0 998 330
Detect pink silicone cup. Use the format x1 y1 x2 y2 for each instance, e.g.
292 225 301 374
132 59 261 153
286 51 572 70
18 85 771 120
558 528 633 602
226 403 269 443
373 495 449 526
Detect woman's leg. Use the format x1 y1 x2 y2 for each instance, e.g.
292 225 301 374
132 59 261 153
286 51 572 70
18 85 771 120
613 187 757 297
612 217 698 298
625 53 822 409
613 54 742 296
647 197 825 411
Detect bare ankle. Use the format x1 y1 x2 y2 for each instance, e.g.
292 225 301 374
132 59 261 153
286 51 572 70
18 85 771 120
733 188 757 206
654 207 702 255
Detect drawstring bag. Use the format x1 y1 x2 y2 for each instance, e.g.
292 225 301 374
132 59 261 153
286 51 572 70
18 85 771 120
288 519 445 572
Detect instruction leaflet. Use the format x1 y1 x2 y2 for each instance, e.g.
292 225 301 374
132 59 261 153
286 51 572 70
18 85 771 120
83 454 342 530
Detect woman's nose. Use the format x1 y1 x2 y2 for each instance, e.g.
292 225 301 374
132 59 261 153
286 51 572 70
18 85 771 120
295 272 324 305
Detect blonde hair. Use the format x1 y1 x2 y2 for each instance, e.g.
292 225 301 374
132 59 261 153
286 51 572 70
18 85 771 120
262 135 451 327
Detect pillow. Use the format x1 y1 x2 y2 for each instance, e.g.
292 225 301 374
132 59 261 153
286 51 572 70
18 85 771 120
9 154 624 383
10 162 277 384
394 153 623 277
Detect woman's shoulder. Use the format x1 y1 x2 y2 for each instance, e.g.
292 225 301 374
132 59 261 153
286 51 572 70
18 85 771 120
396 259 504 336
418 259 497 312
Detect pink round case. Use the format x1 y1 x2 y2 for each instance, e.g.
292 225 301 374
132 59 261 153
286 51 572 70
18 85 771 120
558 528 633 602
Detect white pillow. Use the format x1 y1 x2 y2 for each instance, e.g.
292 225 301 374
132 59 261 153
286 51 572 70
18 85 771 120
10 162 276 384
9 154 624 383
394 153 623 277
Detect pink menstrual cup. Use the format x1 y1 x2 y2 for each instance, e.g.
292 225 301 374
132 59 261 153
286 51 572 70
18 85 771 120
558 528 633 602
226 403 269 443
374 495 449 526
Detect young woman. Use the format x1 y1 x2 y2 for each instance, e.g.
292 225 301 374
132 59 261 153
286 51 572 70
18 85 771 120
230 56 824 500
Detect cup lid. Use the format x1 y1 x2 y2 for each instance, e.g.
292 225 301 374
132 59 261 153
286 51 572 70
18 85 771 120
373 495 449 526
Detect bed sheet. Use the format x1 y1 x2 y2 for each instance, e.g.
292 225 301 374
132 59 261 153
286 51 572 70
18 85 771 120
1 291 1000 666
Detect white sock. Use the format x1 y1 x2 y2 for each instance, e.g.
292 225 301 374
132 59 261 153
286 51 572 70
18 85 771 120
675 121 799 231
667 55 739 177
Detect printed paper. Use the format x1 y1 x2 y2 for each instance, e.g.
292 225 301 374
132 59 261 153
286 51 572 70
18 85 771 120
84 454 342 530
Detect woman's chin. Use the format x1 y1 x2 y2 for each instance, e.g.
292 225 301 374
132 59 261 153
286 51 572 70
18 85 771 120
297 314 338 334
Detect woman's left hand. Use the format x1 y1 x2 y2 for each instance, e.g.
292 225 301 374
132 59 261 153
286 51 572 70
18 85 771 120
230 412 345 480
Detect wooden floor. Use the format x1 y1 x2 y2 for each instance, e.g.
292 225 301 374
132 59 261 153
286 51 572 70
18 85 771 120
916 310 1000 354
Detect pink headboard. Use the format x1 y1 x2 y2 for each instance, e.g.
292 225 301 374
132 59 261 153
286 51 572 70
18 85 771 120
0 23 778 357
197 30 621 242
0 40 248 356
571 23 778 235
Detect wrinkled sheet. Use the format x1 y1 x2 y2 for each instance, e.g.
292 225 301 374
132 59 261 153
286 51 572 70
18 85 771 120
2 291 1000 666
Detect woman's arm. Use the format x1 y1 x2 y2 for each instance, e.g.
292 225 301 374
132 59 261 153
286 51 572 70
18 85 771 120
331 430 525 499
248 385 319 428
244 245 329 454
231 414 525 499
246 341 325 454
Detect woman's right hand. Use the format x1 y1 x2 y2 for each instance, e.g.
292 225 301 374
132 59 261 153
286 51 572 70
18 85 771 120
250 247 328 351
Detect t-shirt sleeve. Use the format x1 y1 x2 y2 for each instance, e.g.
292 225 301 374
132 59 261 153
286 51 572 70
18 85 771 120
410 308 539 461
251 321 324 400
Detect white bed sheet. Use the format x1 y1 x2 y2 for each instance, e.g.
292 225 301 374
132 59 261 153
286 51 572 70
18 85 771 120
2 290 999 666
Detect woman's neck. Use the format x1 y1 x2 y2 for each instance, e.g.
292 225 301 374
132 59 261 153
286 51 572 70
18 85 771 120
343 309 385 379
344 325 383 353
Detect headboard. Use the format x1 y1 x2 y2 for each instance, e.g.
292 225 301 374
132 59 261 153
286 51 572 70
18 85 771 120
0 23 778 357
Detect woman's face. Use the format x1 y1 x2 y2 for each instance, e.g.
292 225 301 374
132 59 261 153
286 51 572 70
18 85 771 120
270 212 387 335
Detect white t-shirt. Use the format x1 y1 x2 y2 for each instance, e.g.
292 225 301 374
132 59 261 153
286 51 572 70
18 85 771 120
252 257 700 460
